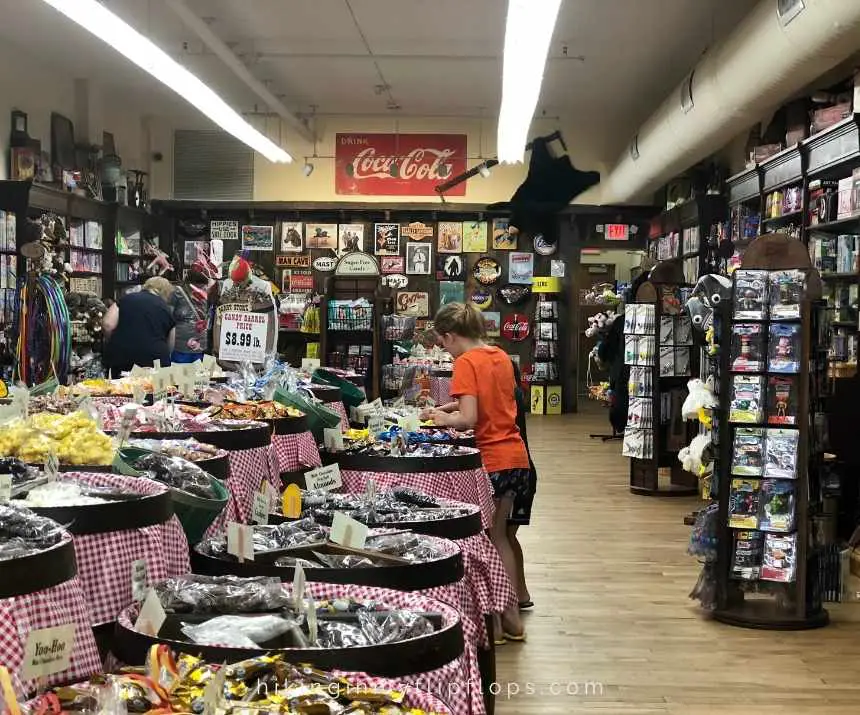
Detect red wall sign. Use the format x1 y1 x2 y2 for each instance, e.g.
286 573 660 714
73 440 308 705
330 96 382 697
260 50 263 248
335 133 467 196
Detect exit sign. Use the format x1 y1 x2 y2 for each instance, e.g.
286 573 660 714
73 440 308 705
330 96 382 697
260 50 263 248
605 224 629 241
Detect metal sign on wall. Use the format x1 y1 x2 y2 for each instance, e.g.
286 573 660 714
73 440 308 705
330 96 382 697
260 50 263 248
335 133 467 196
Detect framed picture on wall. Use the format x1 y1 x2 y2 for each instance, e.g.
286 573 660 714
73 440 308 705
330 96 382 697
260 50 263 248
483 311 501 337
406 243 432 275
338 223 364 256
381 256 406 274
492 218 517 250
438 221 463 253
306 224 337 250
374 223 401 255
241 225 274 251
280 222 303 253
463 221 488 253
436 253 465 280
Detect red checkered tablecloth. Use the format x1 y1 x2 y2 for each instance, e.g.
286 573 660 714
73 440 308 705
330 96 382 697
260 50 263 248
0 540 101 699
341 468 495 529
206 445 279 537
64 472 190 626
272 431 321 474
331 400 350 431
430 376 453 406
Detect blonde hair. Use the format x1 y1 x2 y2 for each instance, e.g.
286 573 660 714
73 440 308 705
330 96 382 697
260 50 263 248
143 276 174 302
433 302 485 340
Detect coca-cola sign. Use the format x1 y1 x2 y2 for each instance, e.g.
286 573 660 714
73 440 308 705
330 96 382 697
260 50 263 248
336 133 467 196
501 313 531 342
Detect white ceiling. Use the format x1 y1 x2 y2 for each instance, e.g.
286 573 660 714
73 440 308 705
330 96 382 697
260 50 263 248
1 0 761 162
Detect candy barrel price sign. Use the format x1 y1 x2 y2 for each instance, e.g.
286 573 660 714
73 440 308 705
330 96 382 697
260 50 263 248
218 311 268 364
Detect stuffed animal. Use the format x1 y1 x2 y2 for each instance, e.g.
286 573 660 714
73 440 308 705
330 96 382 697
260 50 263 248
678 433 714 477
585 310 617 338
682 378 719 426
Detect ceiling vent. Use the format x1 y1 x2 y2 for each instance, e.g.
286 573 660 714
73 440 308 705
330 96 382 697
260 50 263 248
173 130 254 201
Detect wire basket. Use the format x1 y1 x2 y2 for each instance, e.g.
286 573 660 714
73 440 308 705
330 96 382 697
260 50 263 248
327 300 373 331
382 314 416 341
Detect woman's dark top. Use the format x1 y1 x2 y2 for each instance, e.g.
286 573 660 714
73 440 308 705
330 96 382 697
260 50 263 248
104 291 174 374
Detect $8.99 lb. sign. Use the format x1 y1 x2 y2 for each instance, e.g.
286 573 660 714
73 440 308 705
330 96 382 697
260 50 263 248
219 311 268 363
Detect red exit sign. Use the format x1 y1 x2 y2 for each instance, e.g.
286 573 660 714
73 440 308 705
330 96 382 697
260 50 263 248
605 224 629 241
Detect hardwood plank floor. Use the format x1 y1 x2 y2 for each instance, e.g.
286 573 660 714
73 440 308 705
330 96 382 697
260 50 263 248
495 406 860 714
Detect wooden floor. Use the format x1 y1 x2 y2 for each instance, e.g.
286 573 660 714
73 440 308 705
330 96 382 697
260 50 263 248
495 406 860 714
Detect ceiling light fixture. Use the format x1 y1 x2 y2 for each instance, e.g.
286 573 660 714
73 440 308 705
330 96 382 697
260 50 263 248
38 0 291 163
302 160 315 177
497 0 562 164
478 162 492 178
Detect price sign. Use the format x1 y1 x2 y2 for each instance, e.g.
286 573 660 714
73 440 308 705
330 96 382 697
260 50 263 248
202 354 217 375
45 453 59 482
367 415 385 439
227 522 254 562
21 624 76 680
131 559 148 603
151 370 169 403
323 428 344 452
301 358 321 371
282 483 302 518
330 512 368 549
304 464 342 492
605 223 629 241
292 563 306 611
219 311 268 363
134 589 166 637
251 490 269 525
399 412 421 433
0 474 10 502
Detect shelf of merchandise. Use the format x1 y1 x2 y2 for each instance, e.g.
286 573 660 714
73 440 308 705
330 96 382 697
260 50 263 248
713 238 829 629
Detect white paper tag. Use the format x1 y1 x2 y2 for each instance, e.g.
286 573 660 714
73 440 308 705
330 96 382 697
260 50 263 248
369 398 384 414
251 491 269 526
301 358 321 371
45 453 59 482
151 370 169 403
330 511 368 549
304 463 342 492
0 474 10 503
227 521 254 561
131 383 145 405
366 478 376 505
202 354 217 375
153 359 161 370
292 563 306 611
399 412 420 433
306 595 318 645
134 589 166 637
131 559 147 603
21 624 76 680
130 364 147 378
179 379 196 400
367 415 385 438
323 427 344 452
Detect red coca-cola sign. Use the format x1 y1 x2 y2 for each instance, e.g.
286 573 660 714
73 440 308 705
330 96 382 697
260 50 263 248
336 133 467 196
502 313 530 342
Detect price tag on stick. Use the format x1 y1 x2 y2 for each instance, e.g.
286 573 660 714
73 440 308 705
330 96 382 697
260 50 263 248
227 522 254 562
131 559 148 603
0 474 11 503
292 563 306 612
324 428 344 452
251 490 269 526
367 415 385 439
134 589 166 637
330 511 368 549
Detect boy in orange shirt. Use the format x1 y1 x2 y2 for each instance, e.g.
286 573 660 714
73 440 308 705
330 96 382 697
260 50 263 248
422 302 529 641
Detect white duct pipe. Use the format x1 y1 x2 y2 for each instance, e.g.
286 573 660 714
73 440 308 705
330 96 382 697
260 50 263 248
164 0 314 144
602 0 860 204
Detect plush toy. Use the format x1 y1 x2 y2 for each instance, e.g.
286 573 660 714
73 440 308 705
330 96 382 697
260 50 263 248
682 378 719 427
678 433 714 477
585 310 617 338
229 255 251 285
685 274 732 333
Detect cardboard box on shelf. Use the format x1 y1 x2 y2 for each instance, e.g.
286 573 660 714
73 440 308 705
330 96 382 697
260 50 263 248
837 177 855 219
811 102 853 135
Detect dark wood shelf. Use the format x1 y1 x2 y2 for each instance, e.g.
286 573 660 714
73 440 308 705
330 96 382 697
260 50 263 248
821 273 860 281
69 270 103 277
68 245 103 253
808 215 860 234
832 321 857 329
761 209 804 226
115 253 140 262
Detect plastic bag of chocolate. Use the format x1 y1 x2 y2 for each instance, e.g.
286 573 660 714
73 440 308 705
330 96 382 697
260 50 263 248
366 533 444 562
273 555 324 569
181 613 301 648
154 574 292 614
312 551 378 569
0 503 65 558
391 487 439 508
358 609 435 644
317 620 370 648
131 452 217 499
0 456 37 486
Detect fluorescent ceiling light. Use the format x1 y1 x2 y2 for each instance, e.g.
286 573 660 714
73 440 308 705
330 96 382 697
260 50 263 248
39 0 292 163
497 0 562 164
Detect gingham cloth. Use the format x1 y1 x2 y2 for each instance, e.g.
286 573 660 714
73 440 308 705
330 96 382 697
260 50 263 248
119 581 467 714
430 376 453 406
63 472 190 626
331 400 350 431
340 468 495 529
271 431 322 474
206 445 280 538
0 538 101 699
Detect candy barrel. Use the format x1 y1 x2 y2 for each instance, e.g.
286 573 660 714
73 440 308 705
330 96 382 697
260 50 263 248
113 579 468 713
268 413 323 486
305 383 350 431
26 472 190 637
191 527 484 714
0 510 101 699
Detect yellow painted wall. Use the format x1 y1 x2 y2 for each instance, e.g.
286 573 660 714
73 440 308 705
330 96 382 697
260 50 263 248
253 115 606 205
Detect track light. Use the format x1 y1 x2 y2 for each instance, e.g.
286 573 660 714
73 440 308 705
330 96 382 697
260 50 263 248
38 0 291 163
478 163 492 178
302 161 315 177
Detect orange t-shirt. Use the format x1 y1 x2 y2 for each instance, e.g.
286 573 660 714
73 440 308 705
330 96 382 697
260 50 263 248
451 345 529 473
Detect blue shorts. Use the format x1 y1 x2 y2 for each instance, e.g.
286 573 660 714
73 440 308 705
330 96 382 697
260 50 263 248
171 351 203 364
